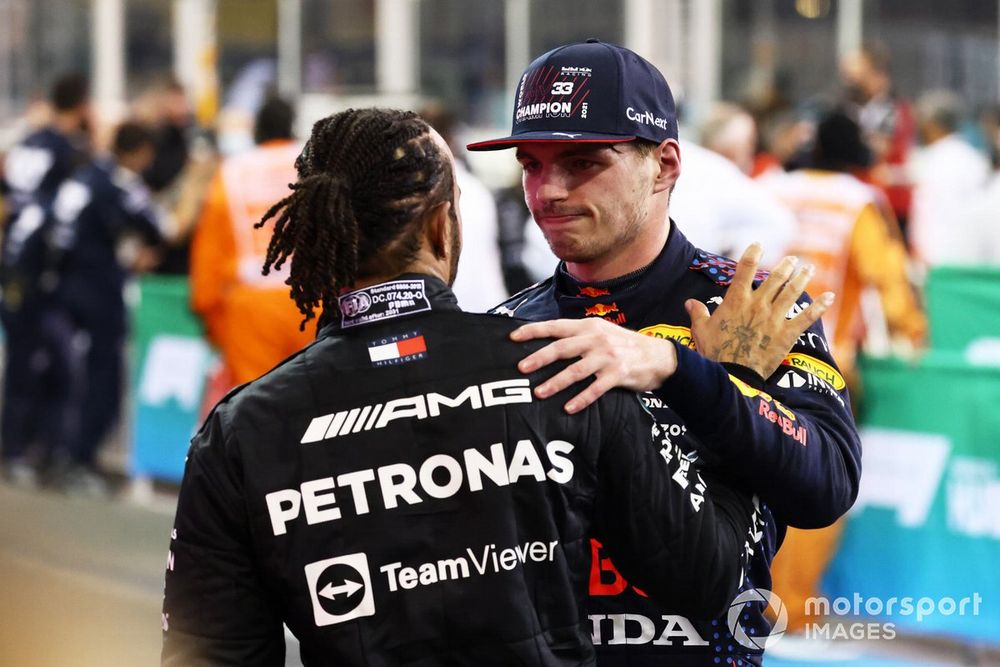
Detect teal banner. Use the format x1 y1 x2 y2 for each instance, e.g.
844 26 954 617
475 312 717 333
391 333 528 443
925 265 1000 355
130 275 216 482
824 353 1000 643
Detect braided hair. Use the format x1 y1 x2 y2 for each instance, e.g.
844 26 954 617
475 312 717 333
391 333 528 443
256 108 455 329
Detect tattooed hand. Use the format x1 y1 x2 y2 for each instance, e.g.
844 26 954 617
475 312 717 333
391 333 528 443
686 243 834 379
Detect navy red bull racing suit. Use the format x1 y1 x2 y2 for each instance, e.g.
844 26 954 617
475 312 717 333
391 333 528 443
161 274 758 666
492 226 862 666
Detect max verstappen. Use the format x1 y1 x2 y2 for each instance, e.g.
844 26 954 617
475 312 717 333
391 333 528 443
158 108 833 665
469 40 861 665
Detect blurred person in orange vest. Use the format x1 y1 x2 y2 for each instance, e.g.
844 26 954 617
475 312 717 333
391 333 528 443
758 108 926 633
190 97 315 386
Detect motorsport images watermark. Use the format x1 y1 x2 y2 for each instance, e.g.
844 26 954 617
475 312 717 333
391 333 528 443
727 588 984 648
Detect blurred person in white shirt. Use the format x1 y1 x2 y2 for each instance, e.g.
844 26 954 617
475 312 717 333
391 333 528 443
909 90 990 267
963 106 1000 264
420 103 508 311
672 103 796 267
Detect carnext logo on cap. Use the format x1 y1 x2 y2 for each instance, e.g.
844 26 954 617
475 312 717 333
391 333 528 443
626 106 670 130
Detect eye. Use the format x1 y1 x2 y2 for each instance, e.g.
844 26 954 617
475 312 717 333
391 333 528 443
570 158 596 171
518 159 540 174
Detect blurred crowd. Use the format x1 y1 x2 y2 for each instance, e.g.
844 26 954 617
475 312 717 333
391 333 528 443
1 41 999 499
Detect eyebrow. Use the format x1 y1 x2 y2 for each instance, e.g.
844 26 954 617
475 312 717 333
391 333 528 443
515 144 617 161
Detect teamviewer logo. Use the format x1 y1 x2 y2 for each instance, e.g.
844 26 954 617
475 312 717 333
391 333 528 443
304 553 375 626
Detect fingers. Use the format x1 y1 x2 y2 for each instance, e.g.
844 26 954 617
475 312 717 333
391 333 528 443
563 375 617 414
772 262 815 316
533 356 600 400
511 318 591 342
517 336 591 374
789 292 835 334
519 341 615 414
730 243 764 295
685 298 711 328
756 254 798 302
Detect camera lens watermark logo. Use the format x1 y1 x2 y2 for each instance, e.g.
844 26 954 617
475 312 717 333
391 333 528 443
304 552 375 626
728 588 788 650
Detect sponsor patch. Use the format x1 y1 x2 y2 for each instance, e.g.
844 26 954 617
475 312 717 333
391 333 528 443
560 66 592 77
729 375 798 423
777 369 845 408
305 553 375 626
340 279 431 328
270 436 573 535
728 375 768 400
300 378 532 445
781 353 846 390
368 330 427 367
626 106 671 131
759 399 807 446
305 539 561 627
583 302 627 324
639 324 696 349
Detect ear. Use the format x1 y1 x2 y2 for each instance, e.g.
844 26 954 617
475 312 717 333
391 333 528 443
423 200 452 259
651 138 682 195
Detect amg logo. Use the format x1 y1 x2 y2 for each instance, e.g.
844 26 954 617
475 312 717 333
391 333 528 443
301 379 532 444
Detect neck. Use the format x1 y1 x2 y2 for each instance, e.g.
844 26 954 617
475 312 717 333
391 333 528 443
52 112 81 136
351 257 449 291
116 158 141 175
925 126 950 145
565 219 671 283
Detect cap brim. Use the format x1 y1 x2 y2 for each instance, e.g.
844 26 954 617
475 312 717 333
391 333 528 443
466 131 637 151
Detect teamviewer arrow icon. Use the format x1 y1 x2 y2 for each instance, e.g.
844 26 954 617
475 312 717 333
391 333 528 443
319 578 363 600
305 553 375 626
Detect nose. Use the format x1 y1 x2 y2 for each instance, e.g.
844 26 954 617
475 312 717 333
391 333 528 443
526 165 569 207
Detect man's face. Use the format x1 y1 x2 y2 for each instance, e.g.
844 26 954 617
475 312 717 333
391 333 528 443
516 142 658 266
121 143 156 174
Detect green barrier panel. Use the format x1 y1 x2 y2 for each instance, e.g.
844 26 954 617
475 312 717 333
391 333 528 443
824 352 1000 643
926 265 1000 352
130 275 216 482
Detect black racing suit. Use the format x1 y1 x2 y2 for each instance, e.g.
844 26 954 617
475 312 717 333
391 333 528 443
492 226 862 665
0 126 87 465
49 157 165 467
161 274 756 666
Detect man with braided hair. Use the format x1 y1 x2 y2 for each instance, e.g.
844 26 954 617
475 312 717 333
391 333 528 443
160 107 805 665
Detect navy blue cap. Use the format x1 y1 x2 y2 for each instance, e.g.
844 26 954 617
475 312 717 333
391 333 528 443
467 39 678 151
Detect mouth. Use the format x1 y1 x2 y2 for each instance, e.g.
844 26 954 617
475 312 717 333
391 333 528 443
536 213 584 225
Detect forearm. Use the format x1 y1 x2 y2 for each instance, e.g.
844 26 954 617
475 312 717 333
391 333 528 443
655 342 861 527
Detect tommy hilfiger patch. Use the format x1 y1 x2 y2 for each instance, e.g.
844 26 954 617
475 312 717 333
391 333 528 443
368 330 427 367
